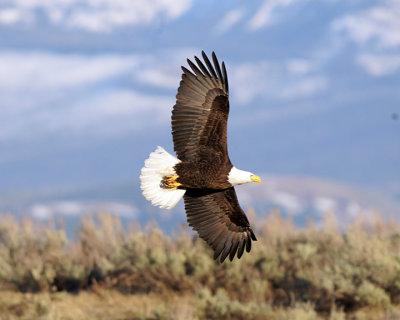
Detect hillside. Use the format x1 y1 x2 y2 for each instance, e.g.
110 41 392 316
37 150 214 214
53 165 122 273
1 175 399 237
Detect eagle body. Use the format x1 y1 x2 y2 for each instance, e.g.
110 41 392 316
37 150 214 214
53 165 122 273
140 51 260 262
174 150 232 189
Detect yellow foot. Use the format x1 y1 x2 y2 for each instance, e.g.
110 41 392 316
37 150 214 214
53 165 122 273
162 174 182 188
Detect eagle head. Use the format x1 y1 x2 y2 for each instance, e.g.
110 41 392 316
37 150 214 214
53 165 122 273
228 167 261 186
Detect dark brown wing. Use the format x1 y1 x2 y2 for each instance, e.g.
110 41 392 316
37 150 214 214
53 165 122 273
172 51 230 161
184 187 257 263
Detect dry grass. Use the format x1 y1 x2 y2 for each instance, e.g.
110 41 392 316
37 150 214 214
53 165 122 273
1 288 400 320
0 210 399 319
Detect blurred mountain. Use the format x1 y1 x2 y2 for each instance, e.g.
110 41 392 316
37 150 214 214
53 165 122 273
238 175 400 227
1 175 398 237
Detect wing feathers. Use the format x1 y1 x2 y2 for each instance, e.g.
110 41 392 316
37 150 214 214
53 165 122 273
171 52 255 262
250 229 257 241
237 239 245 259
246 234 252 253
194 56 212 78
205 226 225 244
180 73 207 96
219 232 234 262
197 51 222 88
172 51 229 160
181 66 213 94
213 237 227 260
212 52 223 81
201 51 218 79
222 62 229 93
187 59 205 77
229 236 240 261
184 187 256 262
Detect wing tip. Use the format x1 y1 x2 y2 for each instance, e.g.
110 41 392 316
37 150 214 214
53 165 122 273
211 229 256 263
250 229 257 241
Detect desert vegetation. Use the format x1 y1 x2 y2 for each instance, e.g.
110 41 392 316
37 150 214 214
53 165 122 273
0 210 399 319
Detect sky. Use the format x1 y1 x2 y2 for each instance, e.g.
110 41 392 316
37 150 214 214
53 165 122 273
0 0 399 203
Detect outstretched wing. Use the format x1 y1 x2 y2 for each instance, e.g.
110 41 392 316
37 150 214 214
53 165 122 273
172 51 230 161
184 187 257 263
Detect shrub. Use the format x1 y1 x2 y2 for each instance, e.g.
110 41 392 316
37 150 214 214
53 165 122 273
0 210 399 318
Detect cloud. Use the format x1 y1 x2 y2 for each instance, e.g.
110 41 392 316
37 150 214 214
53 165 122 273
0 0 193 32
332 0 400 49
0 51 139 140
0 51 175 142
215 8 244 34
280 76 327 99
30 201 138 220
137 66 180 89
65 90 173 134
0 48 332 145
314 197 337 213
0 7 32 24
0 52 139 91
346 202 361 218
229 59 327 105
1 88 172 142
357 54 400 76
332 1 400 77
247 0 296 31
270 192 304 214
285 59 312 75
229 62 269 104
133 47 199 89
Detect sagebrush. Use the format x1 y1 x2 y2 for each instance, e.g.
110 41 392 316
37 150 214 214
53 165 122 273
0 210 399 319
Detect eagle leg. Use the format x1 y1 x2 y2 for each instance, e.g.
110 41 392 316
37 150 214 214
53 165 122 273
162 174 182 188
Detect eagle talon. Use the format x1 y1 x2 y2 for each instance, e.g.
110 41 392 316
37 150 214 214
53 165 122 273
162 174 181 188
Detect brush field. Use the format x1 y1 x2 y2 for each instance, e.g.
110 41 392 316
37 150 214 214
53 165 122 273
0 210 399 319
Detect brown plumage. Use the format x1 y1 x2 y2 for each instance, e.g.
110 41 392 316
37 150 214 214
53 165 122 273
184 187 257 262
140 51 260 263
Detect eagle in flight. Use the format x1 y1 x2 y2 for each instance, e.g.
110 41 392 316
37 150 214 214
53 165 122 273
140 51 260 262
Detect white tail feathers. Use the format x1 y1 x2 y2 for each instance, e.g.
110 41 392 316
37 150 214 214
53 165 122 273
140 146 186 210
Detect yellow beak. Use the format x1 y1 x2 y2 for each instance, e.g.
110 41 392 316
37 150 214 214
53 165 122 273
250 175 261 183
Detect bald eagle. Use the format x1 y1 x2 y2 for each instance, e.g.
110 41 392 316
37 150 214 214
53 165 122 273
140 51 260 262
